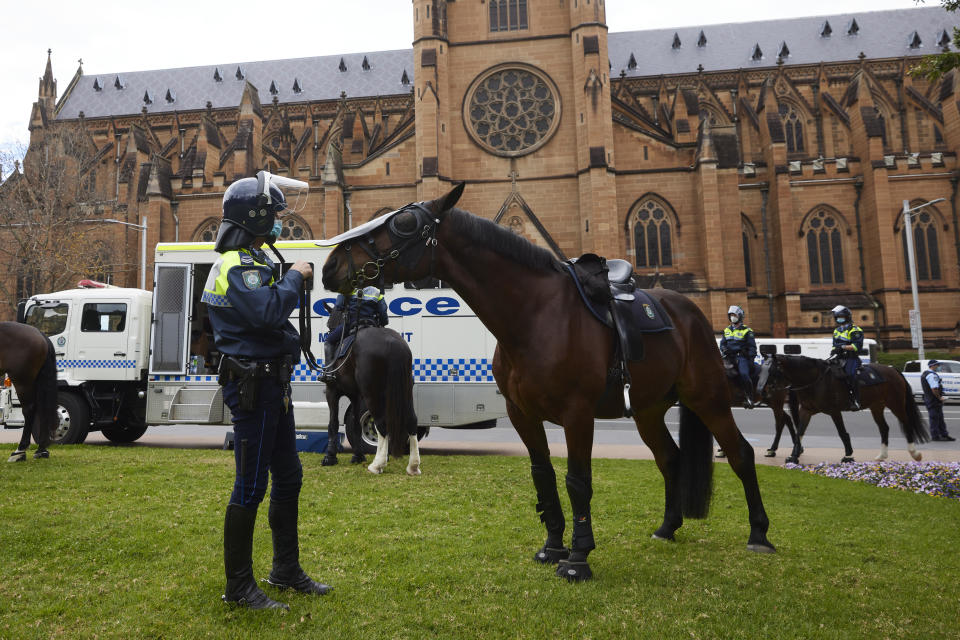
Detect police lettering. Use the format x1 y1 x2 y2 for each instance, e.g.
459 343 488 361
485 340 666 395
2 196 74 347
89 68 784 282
314 296 460 317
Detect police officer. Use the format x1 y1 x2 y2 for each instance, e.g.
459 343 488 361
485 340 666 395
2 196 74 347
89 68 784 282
830 305 863 411
922 360 955 441
719 305 757 409
320 286 388 383
202 172 331 610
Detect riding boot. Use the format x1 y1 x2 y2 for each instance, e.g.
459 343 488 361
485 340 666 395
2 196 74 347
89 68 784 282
222 503 289 610
741 380 755 409
848 379 861 411
265 499 333 596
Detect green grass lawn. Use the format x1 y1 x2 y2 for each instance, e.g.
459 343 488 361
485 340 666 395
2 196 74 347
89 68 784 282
2 446 958 639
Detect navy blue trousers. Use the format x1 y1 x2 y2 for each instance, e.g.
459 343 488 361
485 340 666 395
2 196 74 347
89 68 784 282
223 378 303 508
925 401 948 438
842 356 860 378
734 355 754 389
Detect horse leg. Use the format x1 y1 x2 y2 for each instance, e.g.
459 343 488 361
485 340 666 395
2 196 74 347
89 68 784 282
558 409 597 581
786 409 812 464
829 413 855 462
504 400 568 566
405 432 421 476
690 401 774 553
767 404 785 457
632 402 683 541
366 428 389 474
8 384 35 462
321 391 340 466
870 405 892 461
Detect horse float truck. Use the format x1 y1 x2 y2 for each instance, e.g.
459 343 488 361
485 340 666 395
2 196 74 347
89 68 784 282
0 240 507 452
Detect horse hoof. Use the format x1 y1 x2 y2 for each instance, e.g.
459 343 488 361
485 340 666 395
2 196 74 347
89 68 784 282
840 457 855 463
651 533 675 542
764 449 777 458
714 449 726 458
406 465 421 476
785 456 799 464
321 455 338 467
33 449 49 459
556 559 592 581
350 454 366 464
534 546 570 564
7 451 26 463
873 453 888 462
746 542 777 554
367 464 384 475
910 451 922 462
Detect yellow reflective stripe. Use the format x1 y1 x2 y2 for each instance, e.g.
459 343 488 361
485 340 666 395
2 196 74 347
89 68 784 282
724 326 751 339
213 252 245 295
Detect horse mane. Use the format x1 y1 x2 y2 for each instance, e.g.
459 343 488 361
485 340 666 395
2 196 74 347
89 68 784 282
446 208 564 274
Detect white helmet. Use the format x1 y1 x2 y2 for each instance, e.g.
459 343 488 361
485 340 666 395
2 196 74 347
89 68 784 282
727 305 744 323
360 286 381 300
831 305 850 324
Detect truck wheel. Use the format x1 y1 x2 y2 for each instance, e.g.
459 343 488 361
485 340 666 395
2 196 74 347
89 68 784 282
102 405 148 443
52 392 90 445
345 406 378 455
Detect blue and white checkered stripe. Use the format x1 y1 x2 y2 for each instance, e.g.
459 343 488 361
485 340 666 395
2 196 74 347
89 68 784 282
150 358 494 383
59 359 137 369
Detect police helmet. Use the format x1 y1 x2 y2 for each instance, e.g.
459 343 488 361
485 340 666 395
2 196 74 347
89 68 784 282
727 305 744 323
214 172 287 252
831 305 851 324
359 286 381 300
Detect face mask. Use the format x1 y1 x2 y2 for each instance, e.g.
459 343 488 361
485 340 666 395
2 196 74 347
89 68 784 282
268 219 282 241
729 315 739 323
836 317 847 325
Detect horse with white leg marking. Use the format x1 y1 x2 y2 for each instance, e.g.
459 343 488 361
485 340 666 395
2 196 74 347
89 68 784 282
1 322 58 462
320 184 775 582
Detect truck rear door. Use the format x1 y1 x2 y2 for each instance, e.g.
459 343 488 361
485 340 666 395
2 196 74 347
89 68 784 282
149 263 192 375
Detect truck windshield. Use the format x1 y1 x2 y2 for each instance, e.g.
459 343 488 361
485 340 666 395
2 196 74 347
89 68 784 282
24 303 69 336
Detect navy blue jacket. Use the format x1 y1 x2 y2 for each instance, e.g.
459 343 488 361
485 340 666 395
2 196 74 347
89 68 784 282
720 324 757 361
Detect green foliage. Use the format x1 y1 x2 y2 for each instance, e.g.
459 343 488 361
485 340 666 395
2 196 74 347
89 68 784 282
1 447 958 639
875 349 957 371
910 1 960 80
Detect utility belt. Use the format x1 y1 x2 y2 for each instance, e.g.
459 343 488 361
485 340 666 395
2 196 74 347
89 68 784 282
218 355 293 411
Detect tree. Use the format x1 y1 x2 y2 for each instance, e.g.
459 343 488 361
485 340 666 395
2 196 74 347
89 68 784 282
910 1 960 80
0 126 130 316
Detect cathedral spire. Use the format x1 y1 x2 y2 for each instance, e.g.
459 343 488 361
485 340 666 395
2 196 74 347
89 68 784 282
39 48 57 100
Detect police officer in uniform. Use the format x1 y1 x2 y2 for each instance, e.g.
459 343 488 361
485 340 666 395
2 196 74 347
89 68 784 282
719 305 757 409
830 305 863 411
202 172 331 610
922 360 955 441
320 286 388 383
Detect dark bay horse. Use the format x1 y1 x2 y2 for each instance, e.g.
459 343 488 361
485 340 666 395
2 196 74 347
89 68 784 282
758 354 928 463
320 184 774 581
321 319 420 476
1 322 58 462
719 362 800 459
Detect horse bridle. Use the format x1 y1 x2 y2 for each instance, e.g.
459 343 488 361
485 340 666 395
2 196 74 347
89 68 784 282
340 202 441 291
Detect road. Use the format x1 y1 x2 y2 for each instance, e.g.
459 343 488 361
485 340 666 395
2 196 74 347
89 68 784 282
4 404 959 465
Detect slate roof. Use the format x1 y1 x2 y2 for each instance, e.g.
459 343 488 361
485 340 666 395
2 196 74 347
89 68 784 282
56 49 414 120
54 7 955 122
609 6 955 77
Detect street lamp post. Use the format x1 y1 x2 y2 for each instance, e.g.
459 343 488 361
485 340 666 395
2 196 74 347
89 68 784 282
82 215 148 289
901 198 945 361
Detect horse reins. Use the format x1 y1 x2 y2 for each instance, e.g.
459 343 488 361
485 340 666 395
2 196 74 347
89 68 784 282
267 242 323 372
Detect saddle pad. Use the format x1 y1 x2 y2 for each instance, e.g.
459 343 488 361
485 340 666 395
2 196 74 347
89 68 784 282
856 365 885 387
329 333 356 362
612 290 674 361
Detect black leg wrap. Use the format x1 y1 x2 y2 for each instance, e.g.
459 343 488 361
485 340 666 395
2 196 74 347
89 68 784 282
565 473 595 553
531 462 565 547
264 499 333 596
321 453 338 466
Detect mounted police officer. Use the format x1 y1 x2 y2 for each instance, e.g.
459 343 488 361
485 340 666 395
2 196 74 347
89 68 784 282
202 171 331 610
319 286 388 384
830 304 863 411
719 305 757 409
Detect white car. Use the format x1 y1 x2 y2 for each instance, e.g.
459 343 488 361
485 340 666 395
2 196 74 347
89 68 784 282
902 360 960 401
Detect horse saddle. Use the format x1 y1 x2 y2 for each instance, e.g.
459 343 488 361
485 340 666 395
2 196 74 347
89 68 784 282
327 333 357 363
827 360 884 387
564 253 674 362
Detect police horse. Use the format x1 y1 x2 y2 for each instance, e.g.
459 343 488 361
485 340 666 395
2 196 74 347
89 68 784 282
319 302 421 476
758 354 928 463
320 184 774 582
720 359 801 459
1 322 58 461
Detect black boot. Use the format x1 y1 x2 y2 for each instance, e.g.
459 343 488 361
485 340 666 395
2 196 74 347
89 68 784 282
265 499 333 596
847 379 861 411
222 504 289 610
741 380 755 409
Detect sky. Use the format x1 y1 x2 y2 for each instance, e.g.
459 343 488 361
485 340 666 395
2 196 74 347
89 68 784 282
0 0 929 161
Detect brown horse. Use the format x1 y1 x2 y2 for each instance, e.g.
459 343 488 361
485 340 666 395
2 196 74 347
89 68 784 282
319 184 774 581
718 362 800 459
1 322 58 462
757 354 928 463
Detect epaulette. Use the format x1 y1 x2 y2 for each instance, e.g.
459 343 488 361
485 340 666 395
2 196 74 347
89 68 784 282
239 253 255 266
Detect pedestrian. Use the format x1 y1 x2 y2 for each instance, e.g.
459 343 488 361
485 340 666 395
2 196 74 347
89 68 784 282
921 359 955 442
202 171 332 610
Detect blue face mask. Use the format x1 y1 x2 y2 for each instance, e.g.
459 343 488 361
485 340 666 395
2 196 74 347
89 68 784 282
268 219 282 241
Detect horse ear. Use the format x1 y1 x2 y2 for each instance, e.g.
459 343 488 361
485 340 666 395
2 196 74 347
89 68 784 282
433 182 465 218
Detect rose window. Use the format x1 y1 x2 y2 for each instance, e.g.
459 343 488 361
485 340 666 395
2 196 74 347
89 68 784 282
463 64 561 157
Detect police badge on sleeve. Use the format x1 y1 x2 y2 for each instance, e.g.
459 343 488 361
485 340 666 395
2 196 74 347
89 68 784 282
242 270 262 289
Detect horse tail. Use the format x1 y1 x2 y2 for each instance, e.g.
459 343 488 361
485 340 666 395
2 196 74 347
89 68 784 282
897 371 930 444
33 338 58 446
384 341 416 457
678 403 714 519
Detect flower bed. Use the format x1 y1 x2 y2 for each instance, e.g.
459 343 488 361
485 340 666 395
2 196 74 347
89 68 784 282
785 461 960 501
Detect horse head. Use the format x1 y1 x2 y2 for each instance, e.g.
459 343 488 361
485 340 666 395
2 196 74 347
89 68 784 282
319 183 465 294
756 356 776 394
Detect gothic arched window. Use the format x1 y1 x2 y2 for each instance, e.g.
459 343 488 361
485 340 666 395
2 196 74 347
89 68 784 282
275 214 312 241
778 102 804 153
490 0 528 32
875 107 889 150
802 208 845 285
699 105 726 127
629 197 676 269
193 218 220 243
900 205 942 281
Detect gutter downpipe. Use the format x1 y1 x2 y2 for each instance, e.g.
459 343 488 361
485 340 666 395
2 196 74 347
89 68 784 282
171 202 180 243
852 179 879 341
951 175 960 281
759 184 775 333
